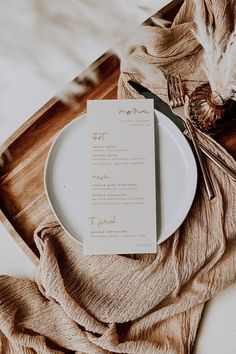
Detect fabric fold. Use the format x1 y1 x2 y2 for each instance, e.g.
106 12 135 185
1 0 236 352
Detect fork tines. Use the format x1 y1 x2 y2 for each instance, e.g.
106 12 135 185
167 74 185 108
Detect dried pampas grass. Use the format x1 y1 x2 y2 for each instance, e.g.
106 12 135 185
193 0 236 101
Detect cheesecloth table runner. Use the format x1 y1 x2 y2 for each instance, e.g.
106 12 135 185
1 0 236 353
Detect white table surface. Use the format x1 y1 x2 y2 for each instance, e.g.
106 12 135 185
0 1 235 352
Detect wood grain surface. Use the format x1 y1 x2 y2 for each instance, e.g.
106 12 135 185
0 0 235 265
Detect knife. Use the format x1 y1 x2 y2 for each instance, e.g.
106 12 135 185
128 80 236 182
128 80 186 132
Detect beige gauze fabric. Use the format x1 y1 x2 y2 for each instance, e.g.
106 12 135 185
1 0 236 353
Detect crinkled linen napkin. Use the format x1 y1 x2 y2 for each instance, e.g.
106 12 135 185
1 0 236 353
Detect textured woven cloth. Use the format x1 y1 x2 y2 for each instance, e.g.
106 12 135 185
1 0 236 353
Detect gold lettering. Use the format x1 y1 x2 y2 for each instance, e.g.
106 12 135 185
119 108 149 116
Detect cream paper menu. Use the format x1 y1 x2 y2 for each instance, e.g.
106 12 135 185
84 99 156 255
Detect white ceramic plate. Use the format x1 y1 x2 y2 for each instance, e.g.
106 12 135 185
44 110 197 245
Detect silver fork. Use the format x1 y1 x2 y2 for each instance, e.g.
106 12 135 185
167 74 216 201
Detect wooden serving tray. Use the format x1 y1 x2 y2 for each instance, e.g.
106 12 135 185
0 0 235 265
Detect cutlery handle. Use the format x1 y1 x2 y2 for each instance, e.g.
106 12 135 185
198 143 236 182
184 130 236 182
186 120 216 201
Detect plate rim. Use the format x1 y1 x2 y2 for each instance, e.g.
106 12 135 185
44 110 197 246
155 110 197 242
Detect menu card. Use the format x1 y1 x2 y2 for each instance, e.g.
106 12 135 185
84 99 157 255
